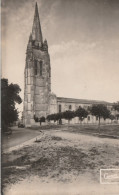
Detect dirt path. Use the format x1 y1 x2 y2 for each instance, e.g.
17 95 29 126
2 129 119 195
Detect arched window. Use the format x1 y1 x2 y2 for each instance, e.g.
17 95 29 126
69 105 72 110
59 105 61 113
34 59 37 75
40 61 43 76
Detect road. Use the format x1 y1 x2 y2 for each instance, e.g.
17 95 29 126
2 126 41 151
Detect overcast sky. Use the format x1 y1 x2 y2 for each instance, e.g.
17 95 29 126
2 0 119 113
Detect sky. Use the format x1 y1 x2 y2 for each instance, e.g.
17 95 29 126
1 0 119 114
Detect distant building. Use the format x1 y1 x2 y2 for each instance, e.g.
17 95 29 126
24 3 117 127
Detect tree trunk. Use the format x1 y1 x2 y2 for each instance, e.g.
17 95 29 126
67 119 70 130
98 117 100 133
79 117 82 125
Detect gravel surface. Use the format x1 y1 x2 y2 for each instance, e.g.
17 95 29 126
2 128 119 195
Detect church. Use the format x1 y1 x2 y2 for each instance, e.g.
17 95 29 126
24 3 113 127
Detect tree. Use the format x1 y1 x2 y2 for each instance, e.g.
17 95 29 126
90 104 111 129
46 113 62 124
116 114 119 120
109 114 115 123
113 102 119 121
34 115 38 122
34 115 45 125
46 114 55 123
39 116 45 125
62 110 74 124
1 78 22 133
75 106 88 124
46 115 51 122
49 114 56 123
55 113 63 124
113 102 119 112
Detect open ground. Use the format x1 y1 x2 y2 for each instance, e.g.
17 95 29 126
2 124 119 195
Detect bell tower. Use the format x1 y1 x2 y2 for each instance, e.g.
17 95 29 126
24 2 51 127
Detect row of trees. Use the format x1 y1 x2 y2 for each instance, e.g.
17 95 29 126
34 103 119 127
34 109 87 126
46 105 111 126
47 107 88 124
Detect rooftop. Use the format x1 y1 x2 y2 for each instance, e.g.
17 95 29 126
57 97 112 105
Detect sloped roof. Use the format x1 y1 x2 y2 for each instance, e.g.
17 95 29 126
57 97 112 105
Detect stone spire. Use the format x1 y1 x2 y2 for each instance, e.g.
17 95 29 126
32 2 43 44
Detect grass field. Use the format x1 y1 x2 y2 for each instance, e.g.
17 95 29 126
66 124 119 138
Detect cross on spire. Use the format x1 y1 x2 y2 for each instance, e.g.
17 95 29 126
32 2 43 44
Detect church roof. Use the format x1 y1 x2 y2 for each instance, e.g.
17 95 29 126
57 97 112 105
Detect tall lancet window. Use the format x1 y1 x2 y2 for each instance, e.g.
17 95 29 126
40 61 43 76
34 60 37 75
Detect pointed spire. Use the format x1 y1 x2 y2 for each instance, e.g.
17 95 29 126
35 2 39 16
32 2 43 44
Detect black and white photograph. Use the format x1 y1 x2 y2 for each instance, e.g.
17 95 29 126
1 0 119 194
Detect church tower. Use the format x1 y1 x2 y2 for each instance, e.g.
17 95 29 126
24 3 51 127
